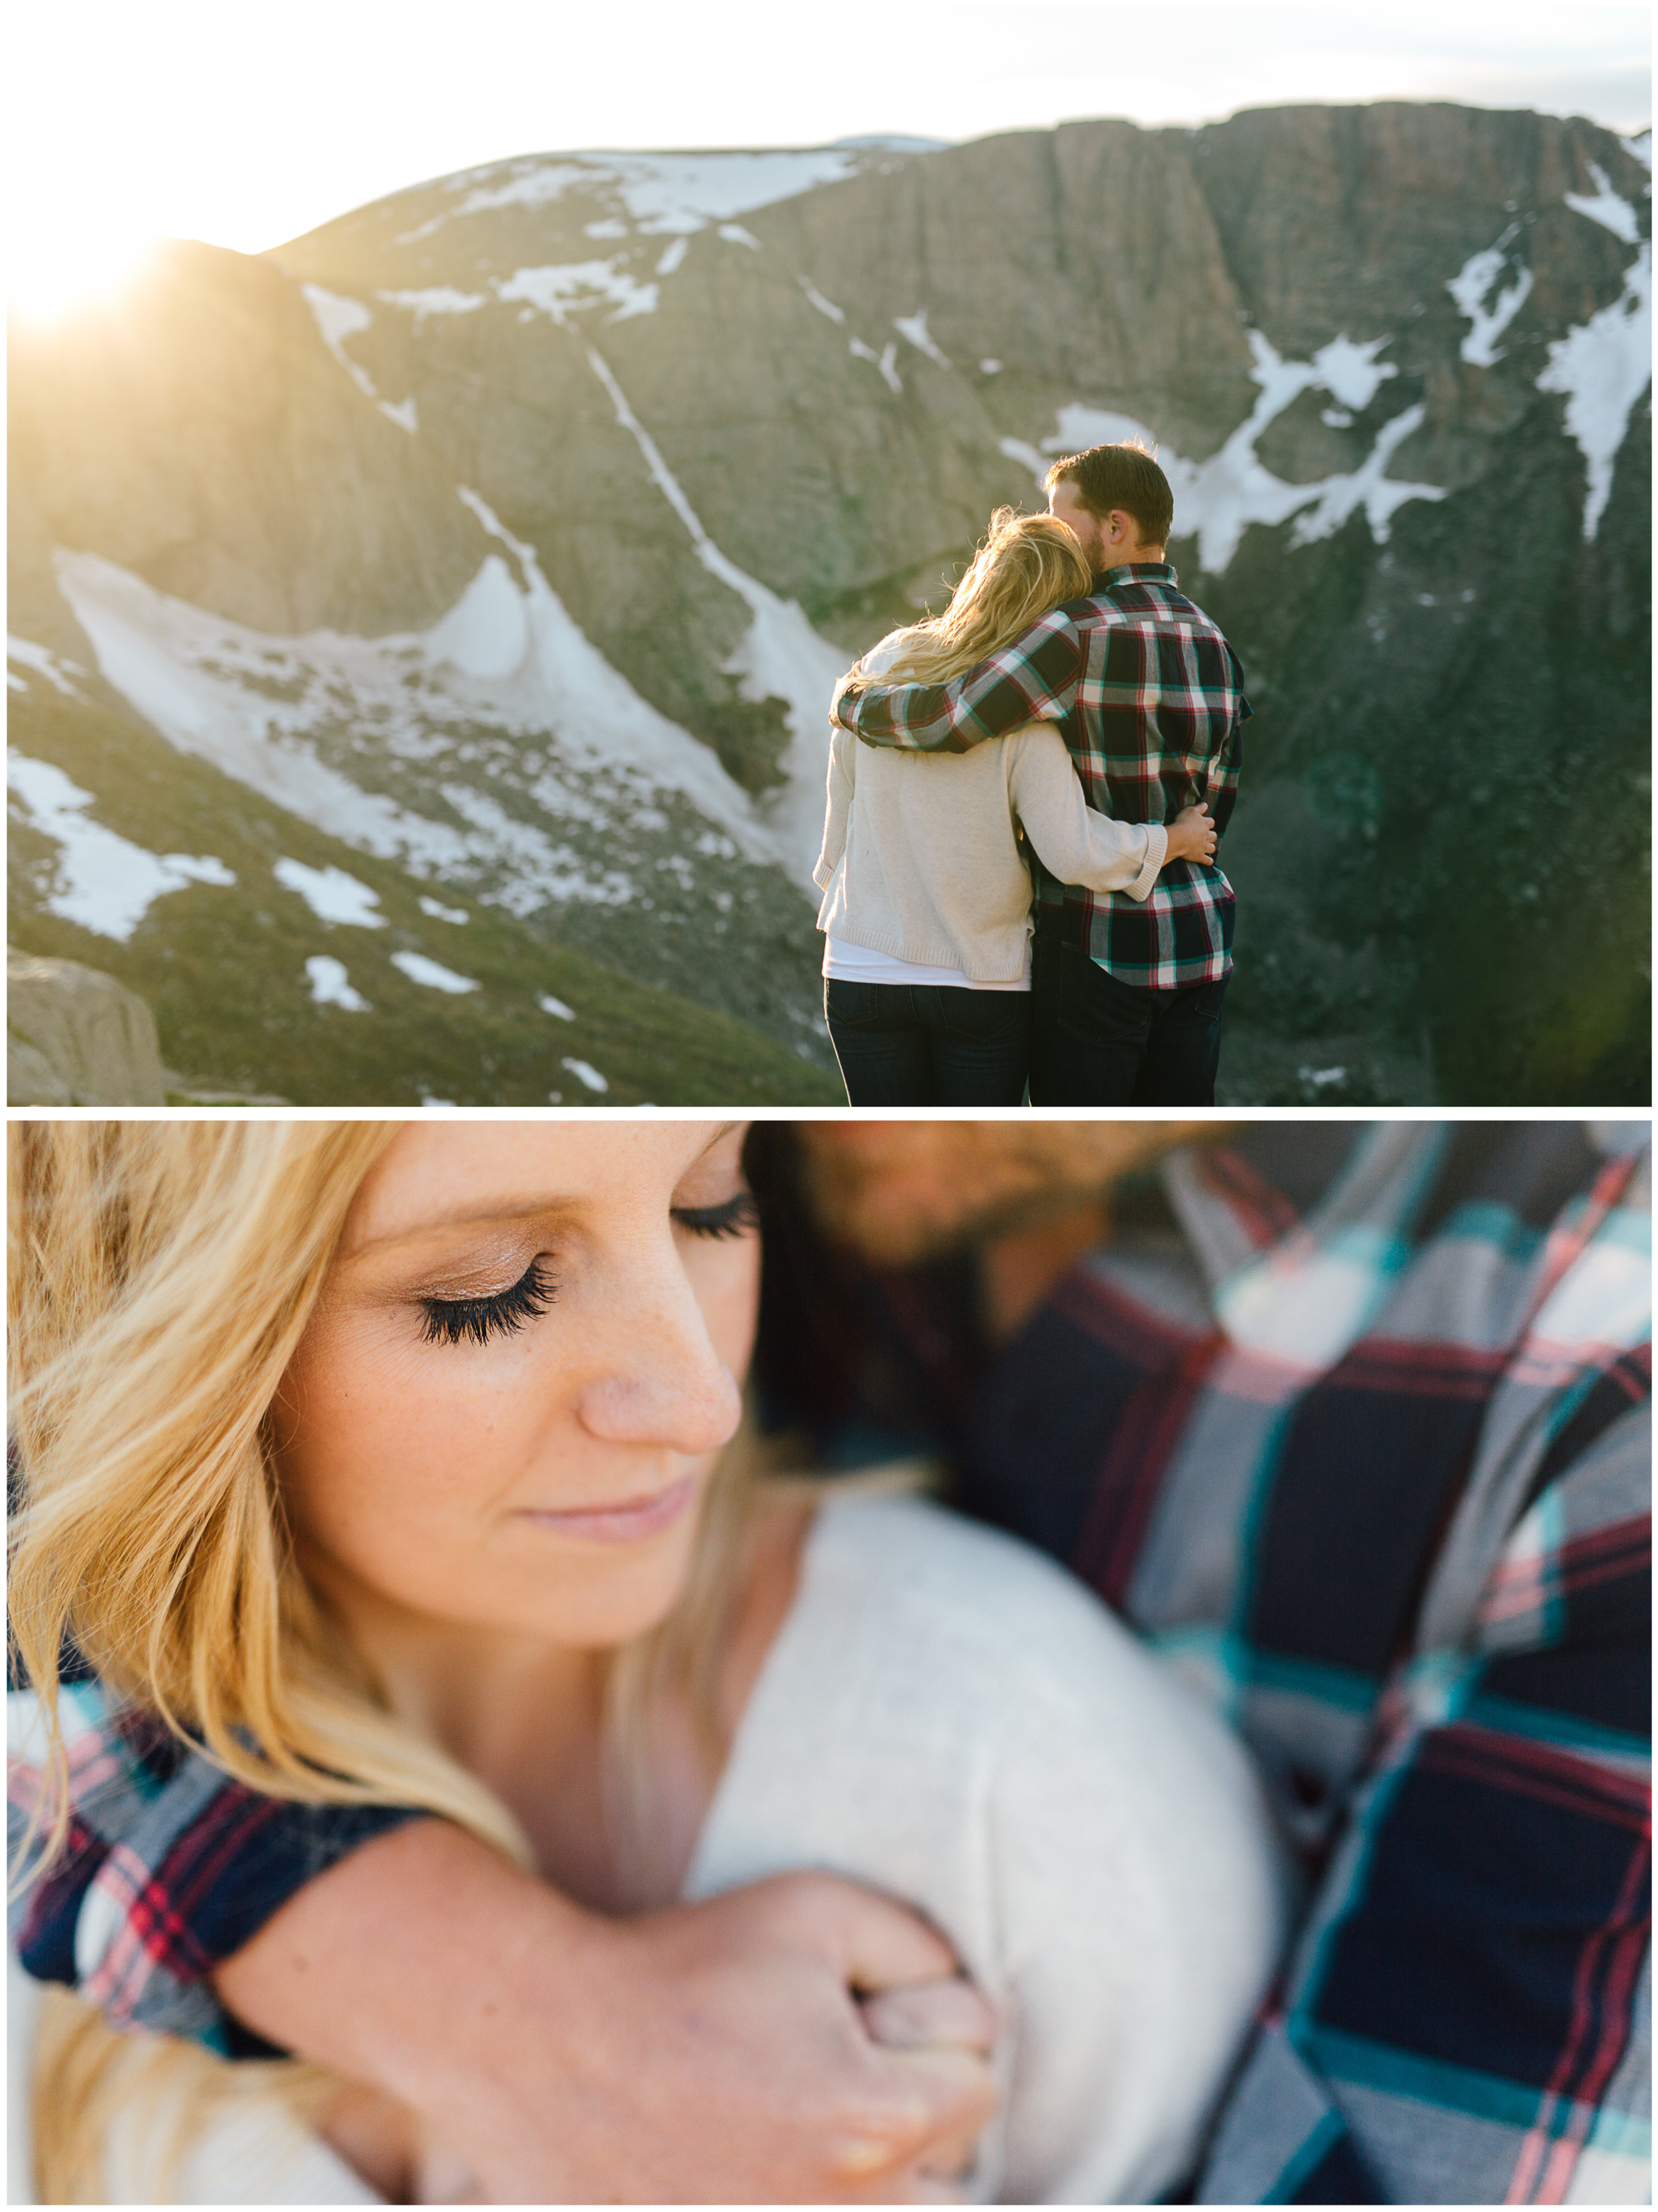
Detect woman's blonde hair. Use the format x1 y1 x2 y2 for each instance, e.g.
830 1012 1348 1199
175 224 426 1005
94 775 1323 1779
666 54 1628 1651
8 1118 767 2199
870 507 1092 686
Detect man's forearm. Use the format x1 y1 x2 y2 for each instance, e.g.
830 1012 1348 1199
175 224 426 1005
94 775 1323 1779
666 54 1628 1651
212 1816 998 2203
832 614 1080 753
832 675 978 752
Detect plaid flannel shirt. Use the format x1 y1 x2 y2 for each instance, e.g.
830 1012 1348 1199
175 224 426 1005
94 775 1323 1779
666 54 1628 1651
10 1124 1650 2204
832 562 1250 990
810 1122 1649 2205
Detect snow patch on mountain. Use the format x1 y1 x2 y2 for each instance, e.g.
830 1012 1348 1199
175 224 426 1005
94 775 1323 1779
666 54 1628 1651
306 955 371 1011
1023 330 1445 572
377 287 490 322
499 261 659 322
8 636 86 697
391 950 478 993
798 277 846 324
274 858 387 928
999 436 1049 481
9 750 235 940
582 348 848 880
399 149 870 247
850 337 903 393
424 556 529 678
1566 162 1645 243
1307 334 1398 409
301 285 419 430
894 309 950 367
1537 242 1651 539
450 483 818 879
1289 405 1442 545
303 285 374 379
1446 231 1534 365
52 542 810 916
55 553 474 872
52 513 813 911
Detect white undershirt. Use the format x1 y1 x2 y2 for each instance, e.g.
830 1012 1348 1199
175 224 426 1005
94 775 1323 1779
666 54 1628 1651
822 934 1033 991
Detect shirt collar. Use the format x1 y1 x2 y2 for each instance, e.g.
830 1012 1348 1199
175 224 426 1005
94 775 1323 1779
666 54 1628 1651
1094 560 1177 589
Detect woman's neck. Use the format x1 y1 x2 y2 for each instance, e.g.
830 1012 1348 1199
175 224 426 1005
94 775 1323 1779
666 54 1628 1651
308 1492 816 1916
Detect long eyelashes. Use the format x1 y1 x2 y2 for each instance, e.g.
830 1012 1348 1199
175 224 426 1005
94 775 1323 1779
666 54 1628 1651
420 1256 556 1347
672 1191 761 1241
417 1194 757 1347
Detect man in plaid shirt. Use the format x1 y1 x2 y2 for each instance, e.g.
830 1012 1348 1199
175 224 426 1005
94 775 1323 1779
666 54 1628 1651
11 1121 1649 2203
833 441 1249 1105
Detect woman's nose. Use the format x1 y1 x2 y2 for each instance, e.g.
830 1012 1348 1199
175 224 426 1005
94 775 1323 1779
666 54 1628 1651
574 1254 744 1458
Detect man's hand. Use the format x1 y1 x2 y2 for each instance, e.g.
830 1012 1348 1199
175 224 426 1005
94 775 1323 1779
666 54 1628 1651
214 1818 997 2203
1164 802 1217 864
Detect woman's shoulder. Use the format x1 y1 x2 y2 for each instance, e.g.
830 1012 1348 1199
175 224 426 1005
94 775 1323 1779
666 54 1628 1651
779 1488 1277 1886
860 629 918 677
803 1488 1170 1719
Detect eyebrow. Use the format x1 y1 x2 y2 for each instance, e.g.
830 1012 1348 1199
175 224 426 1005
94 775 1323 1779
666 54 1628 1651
345 1122 743 1256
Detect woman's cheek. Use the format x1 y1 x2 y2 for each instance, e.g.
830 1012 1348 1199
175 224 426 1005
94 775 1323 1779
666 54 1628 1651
281 1327 490 1558
694 1240 762 1384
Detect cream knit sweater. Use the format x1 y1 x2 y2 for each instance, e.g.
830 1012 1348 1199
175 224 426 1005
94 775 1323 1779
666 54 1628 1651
814 639 1167 984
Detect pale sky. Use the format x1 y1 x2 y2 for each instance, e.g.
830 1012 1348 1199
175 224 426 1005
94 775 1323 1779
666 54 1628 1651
6 1 1650 309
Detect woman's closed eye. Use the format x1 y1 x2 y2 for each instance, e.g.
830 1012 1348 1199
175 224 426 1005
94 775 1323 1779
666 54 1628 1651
671 1190 760 1241
416 1195 754 1346
420 1256 556 1346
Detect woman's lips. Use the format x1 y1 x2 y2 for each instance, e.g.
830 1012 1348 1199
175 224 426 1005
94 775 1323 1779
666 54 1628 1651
513 1475 694 1544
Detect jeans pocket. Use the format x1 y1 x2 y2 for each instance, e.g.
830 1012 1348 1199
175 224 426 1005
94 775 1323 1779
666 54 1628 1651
826 980 903 1031
937 990 1028 1043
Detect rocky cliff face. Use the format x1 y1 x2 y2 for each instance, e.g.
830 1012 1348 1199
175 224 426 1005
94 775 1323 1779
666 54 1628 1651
9 107 1650 1102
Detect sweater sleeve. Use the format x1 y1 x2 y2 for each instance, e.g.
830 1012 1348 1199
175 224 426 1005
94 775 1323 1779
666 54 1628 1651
1005 725 1167 901
812 728 856 893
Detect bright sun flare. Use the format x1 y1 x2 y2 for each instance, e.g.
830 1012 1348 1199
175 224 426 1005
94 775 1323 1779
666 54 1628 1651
7 220 162 323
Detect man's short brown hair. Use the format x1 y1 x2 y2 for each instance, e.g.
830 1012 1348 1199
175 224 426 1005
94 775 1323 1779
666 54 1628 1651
1044 440 1174 549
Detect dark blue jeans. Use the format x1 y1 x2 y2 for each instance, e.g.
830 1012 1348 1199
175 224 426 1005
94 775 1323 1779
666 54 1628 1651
1028 933 1228 1104
824 980 1031 1105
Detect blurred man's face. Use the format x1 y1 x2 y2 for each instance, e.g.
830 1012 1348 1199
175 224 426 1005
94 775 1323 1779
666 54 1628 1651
799 1121 1222 1266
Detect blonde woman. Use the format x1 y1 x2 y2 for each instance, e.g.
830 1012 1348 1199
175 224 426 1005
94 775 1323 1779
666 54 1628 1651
816 509 1218 1104
9 1119 1285 2204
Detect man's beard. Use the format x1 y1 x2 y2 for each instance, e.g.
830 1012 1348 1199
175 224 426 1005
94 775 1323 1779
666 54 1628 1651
798 1122 1226 1267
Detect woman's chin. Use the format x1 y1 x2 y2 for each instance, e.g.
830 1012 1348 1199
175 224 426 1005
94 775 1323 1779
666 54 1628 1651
487 1528 700 1650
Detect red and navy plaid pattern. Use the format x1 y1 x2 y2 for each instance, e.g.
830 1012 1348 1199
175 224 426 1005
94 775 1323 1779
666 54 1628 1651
7 1692 414 2055
832 562 1250 990
826 1122 1649 2204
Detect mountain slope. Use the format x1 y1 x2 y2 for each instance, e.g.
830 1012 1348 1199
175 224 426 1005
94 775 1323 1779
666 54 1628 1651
7 662 840 1105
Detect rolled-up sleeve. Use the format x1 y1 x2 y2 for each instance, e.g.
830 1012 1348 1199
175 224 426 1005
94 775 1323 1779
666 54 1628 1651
9 1683 418 2052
